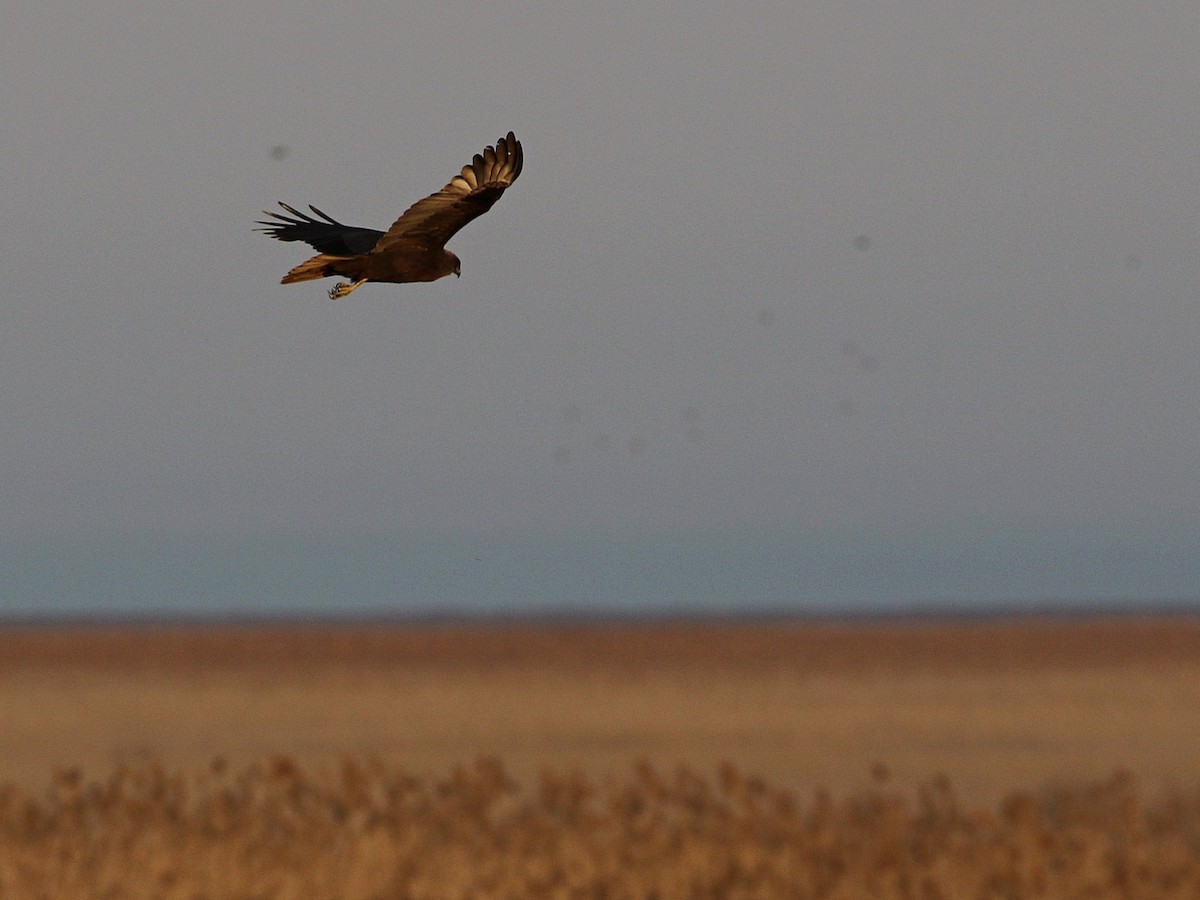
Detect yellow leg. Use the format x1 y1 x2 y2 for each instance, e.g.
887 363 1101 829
328 279 367 300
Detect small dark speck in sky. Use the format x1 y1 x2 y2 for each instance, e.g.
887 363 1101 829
270 145 289 161
757 308 776 327
853 235 871 252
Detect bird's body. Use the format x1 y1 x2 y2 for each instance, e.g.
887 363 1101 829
257 132 522 298
278 238 459 287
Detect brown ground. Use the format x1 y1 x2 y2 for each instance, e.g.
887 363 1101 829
2 615 1198 803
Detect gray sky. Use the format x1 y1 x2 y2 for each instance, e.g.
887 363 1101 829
3 1 1198 549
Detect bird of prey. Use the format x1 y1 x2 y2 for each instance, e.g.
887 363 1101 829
257 132 523 299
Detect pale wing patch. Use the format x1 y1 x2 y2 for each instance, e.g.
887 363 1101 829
372 132 524 252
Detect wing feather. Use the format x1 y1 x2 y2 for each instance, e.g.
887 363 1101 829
372 132 523 253
254 203 385 255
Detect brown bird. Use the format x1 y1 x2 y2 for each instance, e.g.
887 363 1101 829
257 132 523 299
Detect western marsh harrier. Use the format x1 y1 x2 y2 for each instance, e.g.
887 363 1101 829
257 132 523 299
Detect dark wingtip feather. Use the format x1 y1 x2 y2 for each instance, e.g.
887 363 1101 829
506 132 523 181
308 205 343 225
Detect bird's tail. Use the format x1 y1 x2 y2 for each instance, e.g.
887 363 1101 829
281 254 346 284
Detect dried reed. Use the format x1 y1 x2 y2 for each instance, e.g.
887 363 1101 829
1 759 1198 898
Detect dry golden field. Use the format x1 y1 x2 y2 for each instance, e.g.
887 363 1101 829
1 616 1199 897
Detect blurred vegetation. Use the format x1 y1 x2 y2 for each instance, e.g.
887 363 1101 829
2 758 1199 898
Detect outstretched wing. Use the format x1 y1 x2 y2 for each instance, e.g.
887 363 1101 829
372 132 523 254
255 203 385 255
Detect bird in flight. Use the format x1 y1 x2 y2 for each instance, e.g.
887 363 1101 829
257 132 523 299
